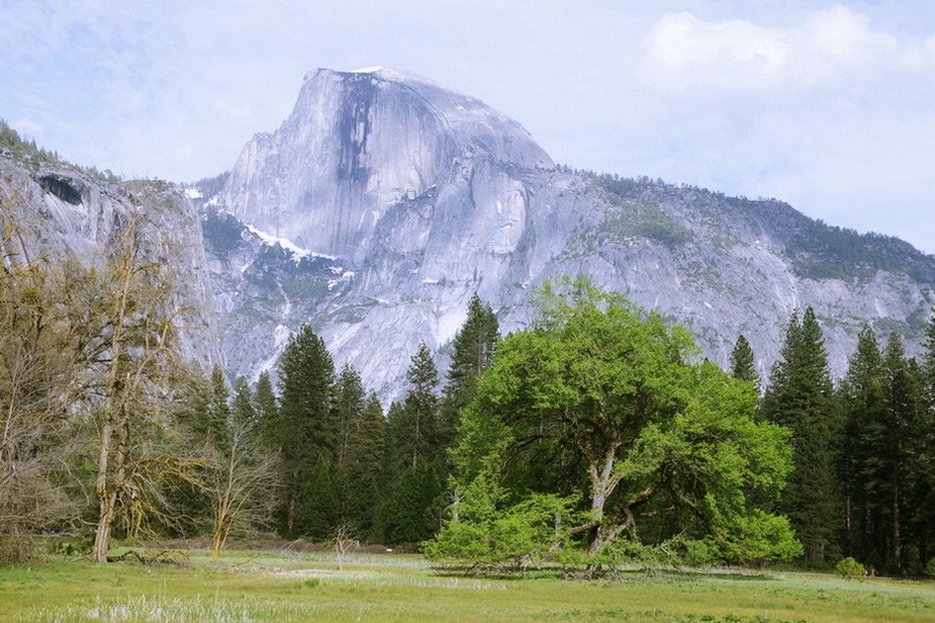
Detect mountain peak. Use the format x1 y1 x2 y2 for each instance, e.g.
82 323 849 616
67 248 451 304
223 67 552 259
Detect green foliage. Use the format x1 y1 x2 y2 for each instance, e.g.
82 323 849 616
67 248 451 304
272 325 336 537
393 344 440 470
334 363 365 473
345 394 386 541
590 176 694 248
835 557 867 580
782 218 931 282
444 277 798 569
297 458 339 541
253 371 278 446
0 120 64 169
761 308 837 562
426 483 583 574
730 334 759 388
384 463 443 545
439 294 499 451
925 558 935 579
837 325 928 574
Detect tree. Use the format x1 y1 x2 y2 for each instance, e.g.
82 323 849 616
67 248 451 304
0 188 79 561
911 311 935 572
345 394 386 540
80 213 199 562
273 325 336 537
445 278 798 565
334 364 365 474
761 307 838 561
837 325 885 563
439 295 499 449
397 343 440 470
253 370 278 448
878 333 923 571
729 334 759 388
297 456 339 541
385 462 443 545
203 376 279 557
205 367 232 448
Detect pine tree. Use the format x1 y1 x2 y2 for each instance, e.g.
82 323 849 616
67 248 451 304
729 334 759 388
879 333 923 571
297 456 339 541
231 376 256 425
385 463 443 545
253 370 278 448
439 294 499 450
346 394 386 541
274 325 336 537
912 310 935 572
837 325 885 563
207 366 232 450
761 307 838 561
334 364 365 473
398 343 440 469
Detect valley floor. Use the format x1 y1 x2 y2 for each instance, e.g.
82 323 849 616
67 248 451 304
1 548 933 622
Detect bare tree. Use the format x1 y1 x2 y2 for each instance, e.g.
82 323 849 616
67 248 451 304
329 521 359 571
76 212 198 562
0 186 79 561
203 377 280 558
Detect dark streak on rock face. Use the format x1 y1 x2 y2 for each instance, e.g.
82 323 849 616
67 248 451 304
335 73 376 185
36 174 83 205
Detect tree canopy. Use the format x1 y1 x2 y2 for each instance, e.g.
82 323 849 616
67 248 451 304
436 278 800 569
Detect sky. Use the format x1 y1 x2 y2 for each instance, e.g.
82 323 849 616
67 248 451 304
1 0 934 253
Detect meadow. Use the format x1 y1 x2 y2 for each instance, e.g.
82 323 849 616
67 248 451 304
1 547 933 622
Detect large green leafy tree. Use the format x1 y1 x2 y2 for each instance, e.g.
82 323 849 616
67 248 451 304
761 307 838 561
272 325 336 537
443 278 798 564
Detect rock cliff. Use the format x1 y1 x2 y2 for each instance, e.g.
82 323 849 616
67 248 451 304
206 68 935 400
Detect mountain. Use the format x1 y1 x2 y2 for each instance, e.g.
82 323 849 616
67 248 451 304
0 123 220 370
202 67 935 400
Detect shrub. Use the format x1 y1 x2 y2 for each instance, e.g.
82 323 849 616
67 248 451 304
834 557 866 580
924 558 935 579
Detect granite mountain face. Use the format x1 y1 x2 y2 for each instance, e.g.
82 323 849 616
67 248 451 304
201 67 935 400
4 68 934 401
0 152 221 370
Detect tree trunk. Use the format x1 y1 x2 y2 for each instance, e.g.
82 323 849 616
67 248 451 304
91 417 114 563
286 475 300 536
892 479 901 568
585 437 621 556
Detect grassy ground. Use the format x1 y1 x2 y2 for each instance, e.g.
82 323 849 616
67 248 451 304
0 548 933 622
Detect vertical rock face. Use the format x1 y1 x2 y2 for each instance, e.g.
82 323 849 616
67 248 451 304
0 157 221 371
208 67 935 402
221 67 551 262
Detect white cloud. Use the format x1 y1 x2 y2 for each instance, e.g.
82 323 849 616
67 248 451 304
641 5 921 91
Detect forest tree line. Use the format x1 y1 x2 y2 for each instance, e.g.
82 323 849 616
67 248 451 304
2 182 935 576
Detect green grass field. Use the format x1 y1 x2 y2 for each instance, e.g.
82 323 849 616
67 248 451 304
1 548 932 622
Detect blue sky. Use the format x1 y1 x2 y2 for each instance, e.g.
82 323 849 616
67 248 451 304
2 1 934 253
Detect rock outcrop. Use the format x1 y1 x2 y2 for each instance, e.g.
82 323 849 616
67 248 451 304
205 68 935 401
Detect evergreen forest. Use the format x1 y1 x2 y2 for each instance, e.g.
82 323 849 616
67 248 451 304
2 176 935 579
